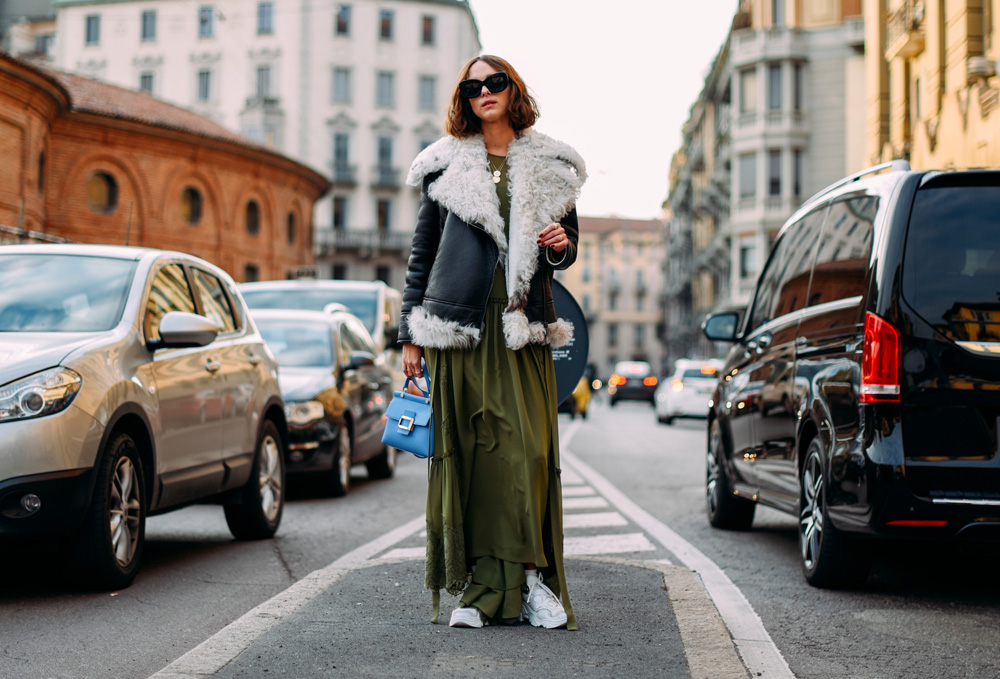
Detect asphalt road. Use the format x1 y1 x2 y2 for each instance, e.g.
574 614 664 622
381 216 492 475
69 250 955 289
3 397 1000 678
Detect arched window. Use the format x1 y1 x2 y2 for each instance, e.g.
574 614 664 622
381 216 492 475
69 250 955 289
246 200 260 236
182 187 203 225
86 171 119 214
286 211 296 244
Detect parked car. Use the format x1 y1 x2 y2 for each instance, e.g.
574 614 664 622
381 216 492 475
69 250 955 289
240 280 402 382
701 161 1000 588
607 360 657 406
0 244 287 589
655 359 724 424
251 308 395 496
557 376 592 419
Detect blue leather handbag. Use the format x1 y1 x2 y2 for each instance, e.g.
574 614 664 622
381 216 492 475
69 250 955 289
382 375 433 459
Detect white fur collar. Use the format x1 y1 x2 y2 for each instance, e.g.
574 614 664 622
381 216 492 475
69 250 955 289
406 129 586 312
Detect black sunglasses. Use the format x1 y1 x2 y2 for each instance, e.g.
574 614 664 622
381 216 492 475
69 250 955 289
459 71 510 99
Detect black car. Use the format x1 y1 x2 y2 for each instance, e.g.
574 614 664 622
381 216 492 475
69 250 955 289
608 360 657 406
252 309 395 496
702 161 1000 587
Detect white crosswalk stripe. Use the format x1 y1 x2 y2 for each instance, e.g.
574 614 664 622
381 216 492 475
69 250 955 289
562 496 610 509
564 532 656 556
562 485 597 497
563 511 629 528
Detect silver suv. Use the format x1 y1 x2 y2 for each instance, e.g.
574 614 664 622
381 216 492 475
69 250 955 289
0 245 287 589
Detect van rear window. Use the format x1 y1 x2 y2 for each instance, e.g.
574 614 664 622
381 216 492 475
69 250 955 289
902 183 1000 342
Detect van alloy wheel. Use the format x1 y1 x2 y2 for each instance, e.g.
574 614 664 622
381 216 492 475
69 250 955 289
799 452 824 572
705 421 755 530
797 438 871 588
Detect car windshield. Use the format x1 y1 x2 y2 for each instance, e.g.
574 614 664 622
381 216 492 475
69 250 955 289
902 182 1000 342
256 319 333 368
0 254 136 332
242 287 379 335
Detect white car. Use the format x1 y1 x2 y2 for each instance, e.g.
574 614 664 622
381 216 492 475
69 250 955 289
655 359 724 424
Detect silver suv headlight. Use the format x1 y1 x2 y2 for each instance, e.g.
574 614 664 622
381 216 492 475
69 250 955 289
0 367 83 423
285 400 325 426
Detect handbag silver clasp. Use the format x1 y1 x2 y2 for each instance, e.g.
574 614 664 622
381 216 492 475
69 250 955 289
398 415 415 432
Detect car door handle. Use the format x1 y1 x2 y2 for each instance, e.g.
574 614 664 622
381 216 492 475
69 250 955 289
248 353 262 366
205 359 221 374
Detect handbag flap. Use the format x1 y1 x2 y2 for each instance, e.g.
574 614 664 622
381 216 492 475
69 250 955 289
385 391 432 427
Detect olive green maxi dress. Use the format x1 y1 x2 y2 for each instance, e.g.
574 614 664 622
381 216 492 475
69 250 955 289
423 154 576 629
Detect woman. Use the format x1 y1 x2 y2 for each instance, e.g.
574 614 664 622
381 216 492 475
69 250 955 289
399 55 585 631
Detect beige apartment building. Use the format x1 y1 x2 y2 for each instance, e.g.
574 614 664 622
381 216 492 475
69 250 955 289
866 0 1000 168
557 217 666 378
664 0 865 364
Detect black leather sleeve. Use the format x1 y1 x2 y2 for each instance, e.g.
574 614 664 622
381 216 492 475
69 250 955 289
543 206 580 271
399 172 443 344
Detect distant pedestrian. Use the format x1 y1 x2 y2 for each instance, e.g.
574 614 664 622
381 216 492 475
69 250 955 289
399 54 586 630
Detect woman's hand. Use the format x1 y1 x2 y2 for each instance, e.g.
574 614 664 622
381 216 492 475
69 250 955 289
402 342 424 379
537 222 569 252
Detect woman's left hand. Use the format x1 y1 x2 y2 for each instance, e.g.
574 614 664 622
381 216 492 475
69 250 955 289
537 222 569 252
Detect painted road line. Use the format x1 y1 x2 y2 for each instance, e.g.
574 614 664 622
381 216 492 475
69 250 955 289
380 546 425 560
562 485 597 497
564 532 656 556
561 465 584 485
562 496 610 510
148 515 427 679
559 422 795 679
562 511 629 528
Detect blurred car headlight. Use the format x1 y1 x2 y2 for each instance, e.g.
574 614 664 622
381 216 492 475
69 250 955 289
0 367 82 423
286 400 325 425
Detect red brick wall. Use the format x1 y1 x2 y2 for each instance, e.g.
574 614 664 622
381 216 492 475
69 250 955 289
1 59 326 281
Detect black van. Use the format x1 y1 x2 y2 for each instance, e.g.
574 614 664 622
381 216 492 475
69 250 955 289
702 161 1000 588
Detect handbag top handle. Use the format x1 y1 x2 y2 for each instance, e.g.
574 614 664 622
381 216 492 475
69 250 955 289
402 373 430 398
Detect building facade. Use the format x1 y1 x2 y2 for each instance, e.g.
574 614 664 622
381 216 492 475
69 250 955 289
0 52 328 278
663 0 866 364
867 0 1000 168
53 0 480 287
557 217 667 378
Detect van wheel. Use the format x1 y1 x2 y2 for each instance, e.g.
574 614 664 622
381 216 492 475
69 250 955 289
327 423 352 497
706 421 755 530
799 438 871 588
366 445 396 480
225 420 284 540
73 432 146 589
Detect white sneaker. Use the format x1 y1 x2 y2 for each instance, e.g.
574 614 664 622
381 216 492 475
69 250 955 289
449 606 485 628
520 575 568 629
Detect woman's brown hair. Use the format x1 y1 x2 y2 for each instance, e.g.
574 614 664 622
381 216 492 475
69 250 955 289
445 55 539 137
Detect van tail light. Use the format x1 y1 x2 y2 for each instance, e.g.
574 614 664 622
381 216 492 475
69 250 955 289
609 374 623 386
860 312 901 403
643 376 658 387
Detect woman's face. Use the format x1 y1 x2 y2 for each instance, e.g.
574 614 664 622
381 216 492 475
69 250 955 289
466 60 511 126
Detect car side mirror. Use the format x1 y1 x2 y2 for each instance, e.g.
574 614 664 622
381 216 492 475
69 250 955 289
702 312 739 342
153 311 219 349
343 350 376 371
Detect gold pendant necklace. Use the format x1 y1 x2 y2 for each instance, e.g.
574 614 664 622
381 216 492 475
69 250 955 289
488 155 507 184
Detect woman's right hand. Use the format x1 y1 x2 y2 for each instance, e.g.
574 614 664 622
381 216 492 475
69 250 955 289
402 342 424 379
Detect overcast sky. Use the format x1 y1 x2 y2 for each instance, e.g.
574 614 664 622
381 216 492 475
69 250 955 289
465 0 739 220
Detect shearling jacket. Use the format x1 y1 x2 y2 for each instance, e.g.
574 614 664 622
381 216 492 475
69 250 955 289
399 129 587 351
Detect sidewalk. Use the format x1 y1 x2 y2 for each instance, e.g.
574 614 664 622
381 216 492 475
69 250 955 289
151 555 749 679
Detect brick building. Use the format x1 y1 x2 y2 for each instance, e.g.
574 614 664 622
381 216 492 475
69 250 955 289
0 51 329 281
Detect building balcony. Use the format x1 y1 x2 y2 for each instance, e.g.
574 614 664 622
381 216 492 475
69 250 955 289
731 26 807 68
331 163 357 186
885 0 925 61
315 228 412 258
370 165 401 190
